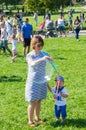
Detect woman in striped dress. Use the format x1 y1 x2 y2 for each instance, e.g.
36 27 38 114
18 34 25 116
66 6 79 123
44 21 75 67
25 35 52 126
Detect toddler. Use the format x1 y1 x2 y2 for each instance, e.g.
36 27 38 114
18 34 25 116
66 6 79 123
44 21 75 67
9 34 18 63
51 76 68 122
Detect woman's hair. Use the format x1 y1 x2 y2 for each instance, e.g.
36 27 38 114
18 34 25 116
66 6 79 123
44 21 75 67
31 35 44 49
76 16 79 20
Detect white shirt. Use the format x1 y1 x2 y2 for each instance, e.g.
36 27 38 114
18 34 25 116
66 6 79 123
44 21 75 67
52 86 68 106
5 20 12 31
58 18 64 26
11 39 18 50
1 27 8 41
5 20 12 37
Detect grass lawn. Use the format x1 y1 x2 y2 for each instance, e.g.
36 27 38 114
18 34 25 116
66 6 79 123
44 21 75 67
0 35 86 130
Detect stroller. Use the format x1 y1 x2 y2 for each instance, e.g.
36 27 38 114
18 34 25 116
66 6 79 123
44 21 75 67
45 20 56 38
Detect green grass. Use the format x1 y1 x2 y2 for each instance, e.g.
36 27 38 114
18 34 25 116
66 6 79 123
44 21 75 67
0 35 86 130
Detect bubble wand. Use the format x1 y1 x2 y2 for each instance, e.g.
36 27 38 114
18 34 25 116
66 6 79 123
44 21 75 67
41 51 58 73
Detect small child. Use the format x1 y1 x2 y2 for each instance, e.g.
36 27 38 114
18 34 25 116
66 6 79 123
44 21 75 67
9 34 18 63
16 24 22 42
51 76 68 122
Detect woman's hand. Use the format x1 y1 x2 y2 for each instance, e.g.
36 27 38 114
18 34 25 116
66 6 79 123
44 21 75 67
43 56 53 61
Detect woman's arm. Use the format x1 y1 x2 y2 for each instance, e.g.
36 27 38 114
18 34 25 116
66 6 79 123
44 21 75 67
27 56 53 66
47 84 52 92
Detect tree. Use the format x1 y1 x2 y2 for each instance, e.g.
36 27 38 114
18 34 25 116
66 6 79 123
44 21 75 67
24 0 69 13
0 0 22 9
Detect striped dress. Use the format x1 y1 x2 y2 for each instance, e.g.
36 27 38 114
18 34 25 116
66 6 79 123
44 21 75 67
25 51 48 102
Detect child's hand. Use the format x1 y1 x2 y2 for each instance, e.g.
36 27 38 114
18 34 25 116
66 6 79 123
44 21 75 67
60 93 68 98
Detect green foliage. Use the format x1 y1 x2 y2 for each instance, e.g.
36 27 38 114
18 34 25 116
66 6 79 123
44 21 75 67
0 0 21 6
0 36 86 130
24 0 70 13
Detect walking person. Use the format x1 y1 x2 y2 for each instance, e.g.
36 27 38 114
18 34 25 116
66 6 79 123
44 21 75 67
22 18 33 56
5 16 12 39
0 22 12 55
80 11 85 29
68 11 74 32
9 34 18 63
74 16 81 41
58 15 66 37
33 11 38 26
25 35 53 127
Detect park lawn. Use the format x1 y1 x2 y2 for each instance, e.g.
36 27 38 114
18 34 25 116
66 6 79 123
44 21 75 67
0 35 86 130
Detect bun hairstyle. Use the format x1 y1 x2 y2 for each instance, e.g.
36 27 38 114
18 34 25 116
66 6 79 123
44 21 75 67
31 35 44 49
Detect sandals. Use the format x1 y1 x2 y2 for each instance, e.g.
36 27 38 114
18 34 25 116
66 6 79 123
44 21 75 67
28 122 36 127
28 118 45 127
34 118 44 123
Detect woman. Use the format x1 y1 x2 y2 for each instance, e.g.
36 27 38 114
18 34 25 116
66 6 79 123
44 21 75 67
68 11 74 32
74 16 81 41
25 35 52 126
58 15 66 37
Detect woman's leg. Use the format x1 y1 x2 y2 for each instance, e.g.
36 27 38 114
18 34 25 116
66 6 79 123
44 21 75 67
77 29 80 39
12 51 18 62
28 101 36 124
75 29 80 40
75 29 78 39
34 99 42 121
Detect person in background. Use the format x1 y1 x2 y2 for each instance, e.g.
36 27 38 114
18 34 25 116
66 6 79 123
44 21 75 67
22 18 33 56
44 10 51 21
9 34 18 63
74 16 81 41
0 22 12 55
33 11 38 26
25 35 53 127
80 11 85 29
58 15 66 37
5 16 12 39
36 20 45 34
68 11 74 33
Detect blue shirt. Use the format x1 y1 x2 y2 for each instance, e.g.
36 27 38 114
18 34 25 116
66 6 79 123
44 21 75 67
22 24 33 38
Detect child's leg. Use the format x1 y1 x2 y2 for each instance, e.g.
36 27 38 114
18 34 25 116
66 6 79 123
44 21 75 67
54 105 60 120
12 51 18 62
61 105 67 121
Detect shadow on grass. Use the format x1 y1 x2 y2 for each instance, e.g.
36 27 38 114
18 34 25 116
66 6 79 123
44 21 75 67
50 118 86 128
0 75 23 82
58 57 67 60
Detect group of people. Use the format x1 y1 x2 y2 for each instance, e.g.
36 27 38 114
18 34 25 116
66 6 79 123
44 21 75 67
0 14 33 62
0 9 85 61
37 9 85 40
